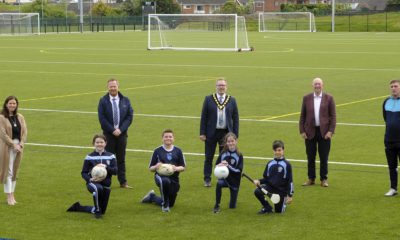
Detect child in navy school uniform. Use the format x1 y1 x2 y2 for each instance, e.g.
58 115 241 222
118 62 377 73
141 129 186 213
253 140 293 214
67 134 117 218
213 132 243 213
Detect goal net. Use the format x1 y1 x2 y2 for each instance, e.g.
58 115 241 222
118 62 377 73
0 13 40 35
259 12 316 32
148 14 251 51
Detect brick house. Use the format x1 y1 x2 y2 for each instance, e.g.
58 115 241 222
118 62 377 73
176 0 227 14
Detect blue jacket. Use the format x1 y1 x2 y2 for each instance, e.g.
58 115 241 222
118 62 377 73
200 94 239 139
259 158 294 197
383 97 400 143
81 151 117 187
215 150 243 188
98 92 134 134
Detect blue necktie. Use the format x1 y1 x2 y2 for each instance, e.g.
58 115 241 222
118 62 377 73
112 98 119 127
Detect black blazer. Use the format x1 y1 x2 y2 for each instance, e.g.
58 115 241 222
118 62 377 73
200 94 239 139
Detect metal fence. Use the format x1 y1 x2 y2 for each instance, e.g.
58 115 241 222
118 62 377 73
41 16 145 33
37 10 400 33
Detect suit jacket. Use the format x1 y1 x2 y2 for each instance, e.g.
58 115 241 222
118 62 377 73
98 92 134 135
0 113 27 183
299 93 336 139
200 94 239 139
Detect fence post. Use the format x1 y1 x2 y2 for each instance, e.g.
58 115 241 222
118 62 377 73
386 11 388 32
348 13 351 32
366 12 369 32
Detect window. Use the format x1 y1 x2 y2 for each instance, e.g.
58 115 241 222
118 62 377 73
197 5 204 11
210 5 220 12
183 5 191 9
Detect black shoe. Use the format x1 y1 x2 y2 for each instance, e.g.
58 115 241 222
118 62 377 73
257 208 272 215
204 180 211 187
213 205 220 213
94 211 102 219
141 190 155 203
67 202 81 212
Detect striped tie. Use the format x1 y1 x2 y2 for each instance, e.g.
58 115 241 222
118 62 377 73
112 98 119 127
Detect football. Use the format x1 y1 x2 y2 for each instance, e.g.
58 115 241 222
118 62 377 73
156 163 175 176
91 165 107 181
214 165 229 179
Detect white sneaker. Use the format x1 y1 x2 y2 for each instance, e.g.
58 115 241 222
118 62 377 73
162 206 170 213
384 188 398 197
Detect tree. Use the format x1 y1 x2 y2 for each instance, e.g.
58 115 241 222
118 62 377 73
91 2 118 16
120 0 141 16
221 0 251 15
21 0 71 18
155 0 181 14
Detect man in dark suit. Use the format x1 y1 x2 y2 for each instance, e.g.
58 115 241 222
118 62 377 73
299 78 336 187
200 78 239 187
98 78 134 189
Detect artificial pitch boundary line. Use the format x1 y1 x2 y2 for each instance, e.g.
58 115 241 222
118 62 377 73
25 142 387 168
19 108 385 127
19 78 215 102
2 60 400 72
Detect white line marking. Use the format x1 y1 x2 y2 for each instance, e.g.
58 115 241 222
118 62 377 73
2 60 400 72
20 108 384 127
26 142 387 168
0 70 213 79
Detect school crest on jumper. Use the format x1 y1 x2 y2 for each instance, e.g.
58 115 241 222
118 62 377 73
167 153 172 161
213 94 231 110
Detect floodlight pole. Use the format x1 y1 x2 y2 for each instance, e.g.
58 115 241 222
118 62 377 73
41 0 44 19
79 0 83 33
331 0 335 32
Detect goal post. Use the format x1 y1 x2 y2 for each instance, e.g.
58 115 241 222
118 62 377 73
148 14 251 52
0 13 40 36
259 12 316 32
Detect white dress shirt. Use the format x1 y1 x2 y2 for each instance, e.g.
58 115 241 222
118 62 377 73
313 92 322 127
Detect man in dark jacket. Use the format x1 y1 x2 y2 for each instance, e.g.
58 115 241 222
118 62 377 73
98 78 134 189
200 78 239 187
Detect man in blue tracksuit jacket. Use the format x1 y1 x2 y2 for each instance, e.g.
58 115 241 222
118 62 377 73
383 79 400 197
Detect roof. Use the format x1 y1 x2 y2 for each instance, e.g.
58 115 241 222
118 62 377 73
337 0 388 10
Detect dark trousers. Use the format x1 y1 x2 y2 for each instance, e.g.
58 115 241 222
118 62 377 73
154 175 180 208
73 183 111 214
254 186 286 213
385 142 400 190
204 129 228 181
87 182 111 214
105 132 128 185
215 179 239 209
305 127 331 181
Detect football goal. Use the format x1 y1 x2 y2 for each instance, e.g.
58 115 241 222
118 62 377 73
0 13 40 35
148 14 251 51
259 12 316 32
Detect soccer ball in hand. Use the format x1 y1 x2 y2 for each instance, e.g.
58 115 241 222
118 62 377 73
91 165 107 181
214 165 229 179
156 164 175 176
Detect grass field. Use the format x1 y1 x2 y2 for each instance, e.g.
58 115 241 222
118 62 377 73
1 31 400 239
